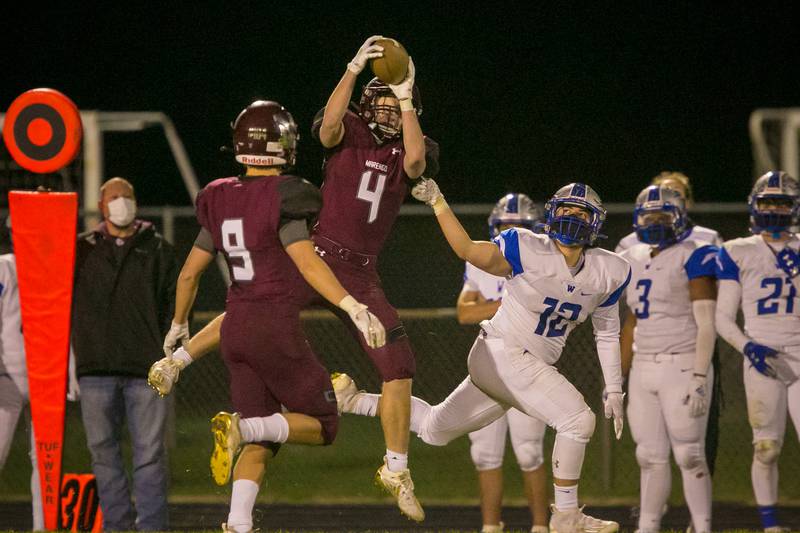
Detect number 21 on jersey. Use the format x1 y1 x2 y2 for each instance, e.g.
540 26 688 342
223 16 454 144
221 219 254 281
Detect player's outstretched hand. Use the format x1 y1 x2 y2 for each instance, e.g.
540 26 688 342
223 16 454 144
148 356 187 397
163 321 190 357
683 374 707 417
603 389 625 440
411 178 443 206
347 35 384 75
389 57 415 101
339 295 386 348
743 341 778 378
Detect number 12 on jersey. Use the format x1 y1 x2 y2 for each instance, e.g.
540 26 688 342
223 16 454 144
535 297 582 337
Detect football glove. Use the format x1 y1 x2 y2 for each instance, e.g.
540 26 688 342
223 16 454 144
148 356 188 397
602 389 625 440
412 178 444 206
683 374 708 418
163 321 190 357
743 341 778 378
338 295 386 349
389 56 415 103
347 35 384 75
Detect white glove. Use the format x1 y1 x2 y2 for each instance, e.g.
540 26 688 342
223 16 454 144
148 356 188 397
347 35 384 75
67 346 80 402
411 179 443 206
338 295 386 349
388 56 415 102
163 321 190 357
683 374 708 418
603 389 625 440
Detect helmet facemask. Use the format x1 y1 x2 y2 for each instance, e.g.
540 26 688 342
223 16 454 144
634 206 687 248
547 202 601 246
748 171 800 236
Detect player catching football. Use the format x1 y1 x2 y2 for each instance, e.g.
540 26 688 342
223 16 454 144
335 180 629 533
164 101 385 533
618 185 718 533
715 171 800 533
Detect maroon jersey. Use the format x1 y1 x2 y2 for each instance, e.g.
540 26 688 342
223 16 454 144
314 110 439 256
195 174 321 304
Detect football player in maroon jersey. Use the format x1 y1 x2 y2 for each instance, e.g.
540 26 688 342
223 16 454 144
153 37 438 523
163 100 386 533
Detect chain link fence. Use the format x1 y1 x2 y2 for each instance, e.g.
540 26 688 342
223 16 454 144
1 210 799 505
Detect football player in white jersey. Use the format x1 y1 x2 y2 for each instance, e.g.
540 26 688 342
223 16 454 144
615 172 722 253
715 171 800 533
459 193 548 533
618 185 718 533
334 181 630 533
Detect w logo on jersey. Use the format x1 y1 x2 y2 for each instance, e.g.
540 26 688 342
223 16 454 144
567 284 575 293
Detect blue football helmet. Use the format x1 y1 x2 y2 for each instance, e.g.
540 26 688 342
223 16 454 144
543 183 606 246
633 185 691 248
488 193 542 238
748 171 800 236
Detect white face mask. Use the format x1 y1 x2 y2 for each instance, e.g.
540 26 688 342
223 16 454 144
107 197 137 227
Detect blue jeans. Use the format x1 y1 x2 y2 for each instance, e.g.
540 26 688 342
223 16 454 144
79 376 169 531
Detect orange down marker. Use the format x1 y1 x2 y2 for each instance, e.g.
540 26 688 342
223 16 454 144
9 191 77 530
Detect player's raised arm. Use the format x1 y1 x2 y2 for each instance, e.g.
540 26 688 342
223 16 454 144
412 179 511 277
387 57 425 178
319 36 384 148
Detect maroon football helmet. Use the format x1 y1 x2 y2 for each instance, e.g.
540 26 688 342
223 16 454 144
358 78 422 142
232 100 298 167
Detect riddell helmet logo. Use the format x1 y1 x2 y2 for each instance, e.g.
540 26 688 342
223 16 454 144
236 154 286 166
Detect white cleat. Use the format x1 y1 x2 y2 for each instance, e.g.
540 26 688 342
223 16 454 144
764 527 791 533
549 505 618 533
482 522 504 533
330 372 361 415
531 526 549 533
221 522 252 533
375 458 425 522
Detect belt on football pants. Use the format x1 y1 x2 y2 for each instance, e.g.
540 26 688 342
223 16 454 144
634 351 694 364
314 235 377 267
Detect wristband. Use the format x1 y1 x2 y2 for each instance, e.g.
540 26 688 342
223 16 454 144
399 99 415 112
432 196 449 215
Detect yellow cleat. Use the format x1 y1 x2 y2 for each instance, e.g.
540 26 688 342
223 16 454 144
374 458 425 522
210 411 242 486
330 372 360 415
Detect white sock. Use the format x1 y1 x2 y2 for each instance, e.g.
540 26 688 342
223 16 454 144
239 414 289 444
681 462 712 533
386 449 408 472
639 460 670 532
227 479 259 532
553 483 578 511
751 456 779 505
351 393 380 416
409 396 432 435
172 346 193 368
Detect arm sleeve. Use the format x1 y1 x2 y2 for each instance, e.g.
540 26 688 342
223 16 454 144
277 177 323 248
592 301 624 393
492 228 524 277
684 244 720 279
692 299 716 375
599 266 632 307
193 227 216 254
715 279 750 353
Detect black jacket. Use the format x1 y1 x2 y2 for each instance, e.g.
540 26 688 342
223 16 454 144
72 220 178 378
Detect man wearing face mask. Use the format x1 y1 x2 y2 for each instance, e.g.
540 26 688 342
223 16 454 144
71 177 178 531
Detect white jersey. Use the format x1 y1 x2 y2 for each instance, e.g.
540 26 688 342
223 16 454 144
489 228 631 364
0 254 25 379
462 261 505 300
615 224 722 253
620 239 718 355
716 234 800 347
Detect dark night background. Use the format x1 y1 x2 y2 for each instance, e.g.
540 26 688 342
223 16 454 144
4 3 800 208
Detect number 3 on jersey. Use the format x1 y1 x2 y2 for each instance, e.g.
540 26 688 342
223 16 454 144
357 170 386 223
221 219 254 281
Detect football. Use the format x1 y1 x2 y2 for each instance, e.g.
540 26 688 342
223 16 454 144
369 38 409 85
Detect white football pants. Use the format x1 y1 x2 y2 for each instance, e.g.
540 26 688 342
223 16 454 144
468 408 547 472
417 332 595 480
627 352 712 533
743 346 800 506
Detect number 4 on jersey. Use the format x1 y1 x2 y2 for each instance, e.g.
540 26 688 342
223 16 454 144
357 170 386 223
